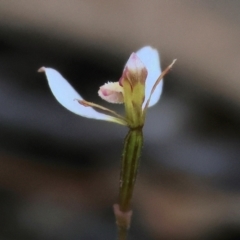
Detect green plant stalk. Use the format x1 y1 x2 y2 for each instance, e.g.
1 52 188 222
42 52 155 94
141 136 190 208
114 127 143 240
119 128 143 211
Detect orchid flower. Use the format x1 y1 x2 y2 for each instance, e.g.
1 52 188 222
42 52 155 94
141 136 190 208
38 46 176 239
39 46 176 129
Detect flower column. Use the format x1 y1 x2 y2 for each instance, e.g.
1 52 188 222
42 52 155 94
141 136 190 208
112 53 147 239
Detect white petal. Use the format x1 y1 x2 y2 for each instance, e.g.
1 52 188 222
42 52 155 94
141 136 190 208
39 67 122 123
136 46 162 107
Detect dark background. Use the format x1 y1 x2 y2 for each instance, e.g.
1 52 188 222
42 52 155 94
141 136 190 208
0 1 240 239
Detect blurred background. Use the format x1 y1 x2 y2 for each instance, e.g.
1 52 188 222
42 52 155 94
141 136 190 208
0 1 240 239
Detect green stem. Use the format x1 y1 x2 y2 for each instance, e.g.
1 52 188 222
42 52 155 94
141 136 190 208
119 128 143 211
114 128 143 240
